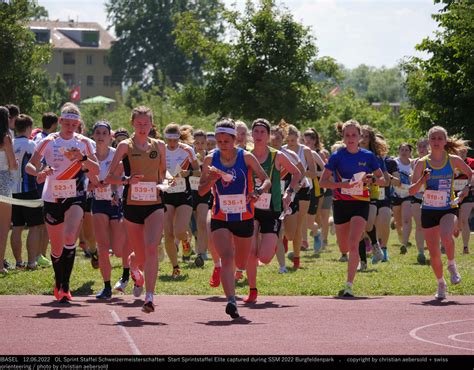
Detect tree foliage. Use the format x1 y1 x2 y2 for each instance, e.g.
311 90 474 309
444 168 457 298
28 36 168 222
402 0 474 140
0 0 51 111
106 0 225 89
174 0 340 124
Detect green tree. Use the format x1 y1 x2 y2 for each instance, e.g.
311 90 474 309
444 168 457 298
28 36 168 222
0 0 51 111
175 0 336 124
402 0 474 139
106 0 224 89
29 0 48 20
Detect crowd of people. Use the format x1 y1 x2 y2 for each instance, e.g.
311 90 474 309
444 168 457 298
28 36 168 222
0 102 472 318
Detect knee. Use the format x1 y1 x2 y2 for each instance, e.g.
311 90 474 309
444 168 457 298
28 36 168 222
175 229 189 241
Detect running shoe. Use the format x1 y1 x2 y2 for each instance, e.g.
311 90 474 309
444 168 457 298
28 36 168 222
447 264 461 285
292 256 300 269
171 266 181 279
357 261 367 272
372 244 384 263
114 278 129 293
440 246 446 254
209 266 221 288
287 251 294 262
382 248 389 262
194 254 204 268
407 241 413 247
321 240 328 249
400 245 408 255
182 240 192 262
338 254 348 262
225 302 240 319
235 269 244 281
435 282 447 300
53 286 60 300
131 268 144 287
278 266 288 274
37 255 52 267
463 246 469 255
96 287 112 300
132 284 143 298
243 288 258 303
3 260 13 270
142 301 155 314
339 284 354 298
0 267 7 275
90 251 99 269
26 263 37 271
15 261 26 270
417 253 426 265
58 288 72 303
313 231 322 253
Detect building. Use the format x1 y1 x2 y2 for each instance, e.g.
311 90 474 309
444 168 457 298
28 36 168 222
29 20 120 100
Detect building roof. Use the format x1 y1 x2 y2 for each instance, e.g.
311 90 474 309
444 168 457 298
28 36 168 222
28 20 115 50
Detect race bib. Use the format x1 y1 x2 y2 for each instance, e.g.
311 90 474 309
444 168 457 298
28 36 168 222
397 184 410 198
341 178 363 196
189 176 200 191
423 190 448 208
453 179 468 192
219 194 246 214
95 185 112 201
131 182 157 202
52 179 76 198
377 187 386 201
166 177 187 193
254 193 271 210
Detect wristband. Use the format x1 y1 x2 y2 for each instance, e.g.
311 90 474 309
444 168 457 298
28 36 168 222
79 154 88 162
121 176 129 185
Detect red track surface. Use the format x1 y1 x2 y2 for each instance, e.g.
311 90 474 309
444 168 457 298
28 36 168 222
1 295 473 355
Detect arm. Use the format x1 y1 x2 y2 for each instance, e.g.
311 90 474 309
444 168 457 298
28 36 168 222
26 151 54 183
409 161 428 196
104 141 128 185
276 151 302 208
303 147 317 179
319 168 353 190
244 152 271 193
363 168 385 187
198 155 220 196
312 151 325 177
452 156 473 200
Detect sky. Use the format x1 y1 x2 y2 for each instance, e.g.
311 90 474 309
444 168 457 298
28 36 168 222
38 0 444 69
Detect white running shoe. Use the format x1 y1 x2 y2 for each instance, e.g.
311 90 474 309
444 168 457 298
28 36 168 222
133 284 143 298
357 261 367 272
372 243 384 263
447 264 461 285
435 282 447 300
114 278 129 293
278 266 288 274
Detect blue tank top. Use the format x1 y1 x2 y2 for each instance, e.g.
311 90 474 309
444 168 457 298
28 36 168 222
211 148 254 221
421 153 456 210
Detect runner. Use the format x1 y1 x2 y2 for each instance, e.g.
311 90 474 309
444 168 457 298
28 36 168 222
319 119 385 297
26 103 99 302
455 148 474 254
244 118 301 303
198 118 270 318
105 106 166 313
409 126 472 300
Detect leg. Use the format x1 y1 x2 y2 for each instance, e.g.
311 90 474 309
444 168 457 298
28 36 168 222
143 208 165 295
347 217 367 284
92 213 112 282
10 226 24 265
26 225 41 267
195 203 209 255
82 211 97 253
392 205 403 243
212 229 235 298
401 200 412 246
0 203 12 270
163 205 178 268
460 202 473 252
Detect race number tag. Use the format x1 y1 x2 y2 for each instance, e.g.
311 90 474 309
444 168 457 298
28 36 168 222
131 182 157 201
341 178 363 196
423 190 447 208
397 184 410 198
377 187 386 201
453 179 468 192
166 177 187 193
52 179 76 198
254 193 271 210
219 194 246 214
95 185 112 200
189 176 200 191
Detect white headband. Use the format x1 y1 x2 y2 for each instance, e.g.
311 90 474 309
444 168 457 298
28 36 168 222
206 136 216 142
61 113 81 121
215 127 236 136
165 133 180 140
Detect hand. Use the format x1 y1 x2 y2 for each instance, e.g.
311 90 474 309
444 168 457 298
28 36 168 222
111 192 120 206
179 169 190 178
65 147 83 161
128 174 144 185
282 192 292 209
37 166 54 183
422 168 431 182
363 174 376 185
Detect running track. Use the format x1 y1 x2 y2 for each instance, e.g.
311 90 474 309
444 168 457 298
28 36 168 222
1 295 473 355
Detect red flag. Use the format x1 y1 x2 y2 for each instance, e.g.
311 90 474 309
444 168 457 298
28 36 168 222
70 86 81 102
329 86 340 97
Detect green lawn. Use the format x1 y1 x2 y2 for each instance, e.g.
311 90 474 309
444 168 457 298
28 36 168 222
1 227 473 297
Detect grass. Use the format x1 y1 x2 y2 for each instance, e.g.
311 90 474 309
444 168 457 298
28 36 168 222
0 226 473 297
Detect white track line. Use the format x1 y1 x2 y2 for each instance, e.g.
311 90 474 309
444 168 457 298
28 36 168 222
409 319 474 352
448 332 474 343
110 310 142 355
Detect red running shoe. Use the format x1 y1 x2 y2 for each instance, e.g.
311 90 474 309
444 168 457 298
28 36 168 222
54 286 60 300
58 289 72 302
293 256 300 269
209 266 221 288
243 288 258 303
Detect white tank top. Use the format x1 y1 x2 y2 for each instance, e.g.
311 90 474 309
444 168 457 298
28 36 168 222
294 144 311 188
95 147 123 199
166 143 196 175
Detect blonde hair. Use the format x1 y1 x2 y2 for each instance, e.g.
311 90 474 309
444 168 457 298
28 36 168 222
428 126 470 155
179 124 194 145
61 102 81 116
341 119 362 135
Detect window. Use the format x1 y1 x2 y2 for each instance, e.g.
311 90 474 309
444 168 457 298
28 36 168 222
87 76 94 86
63 52 75 65
86 55 93 65
103 76 110 87
63 73 74 87
33 30 50 44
